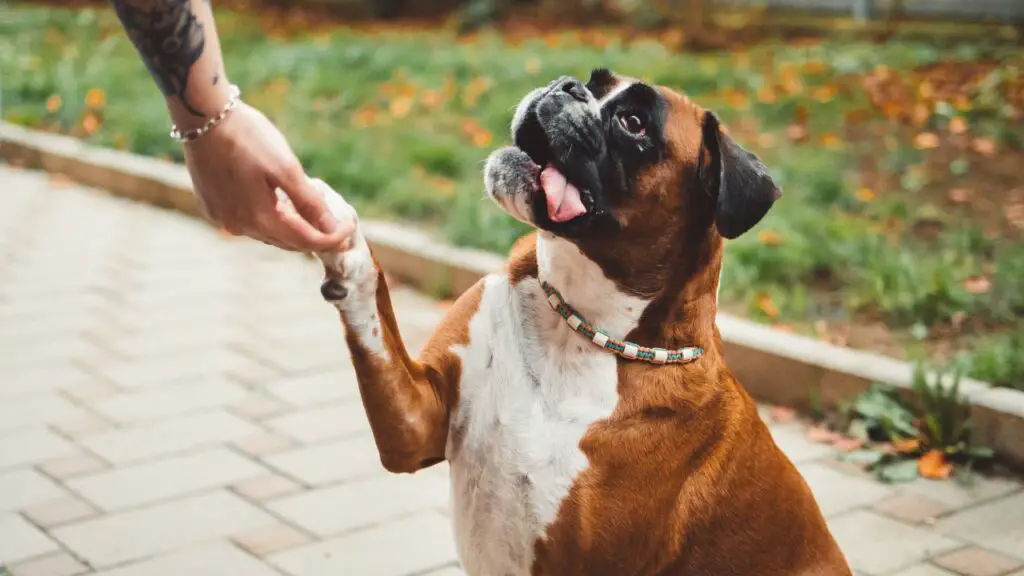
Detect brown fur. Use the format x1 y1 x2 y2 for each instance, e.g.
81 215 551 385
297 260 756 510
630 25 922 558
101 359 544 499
327 79 852 575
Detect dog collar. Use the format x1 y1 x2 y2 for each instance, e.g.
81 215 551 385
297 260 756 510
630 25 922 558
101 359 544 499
541 281 704 365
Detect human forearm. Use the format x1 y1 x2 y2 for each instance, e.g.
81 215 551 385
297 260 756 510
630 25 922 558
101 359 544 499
111 0 231 129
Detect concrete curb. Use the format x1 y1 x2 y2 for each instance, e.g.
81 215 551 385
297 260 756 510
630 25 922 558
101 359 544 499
3 121 1022 465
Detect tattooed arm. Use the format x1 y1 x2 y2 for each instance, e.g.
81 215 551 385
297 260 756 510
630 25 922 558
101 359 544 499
112 0 229 128
110 0 355 252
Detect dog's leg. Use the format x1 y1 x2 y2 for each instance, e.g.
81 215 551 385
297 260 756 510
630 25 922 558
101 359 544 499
312 181 468 474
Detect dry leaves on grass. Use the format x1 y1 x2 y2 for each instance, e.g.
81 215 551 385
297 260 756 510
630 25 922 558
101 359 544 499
962 275 992 294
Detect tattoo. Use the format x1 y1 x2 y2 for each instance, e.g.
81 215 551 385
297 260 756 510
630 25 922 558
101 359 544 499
112 0 207 116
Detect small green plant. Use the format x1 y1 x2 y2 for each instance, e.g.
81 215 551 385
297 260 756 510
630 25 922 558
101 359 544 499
964 328 1024 391
838 360 994 483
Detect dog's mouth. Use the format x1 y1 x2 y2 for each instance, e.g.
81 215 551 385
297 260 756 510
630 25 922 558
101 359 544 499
514 112 594 225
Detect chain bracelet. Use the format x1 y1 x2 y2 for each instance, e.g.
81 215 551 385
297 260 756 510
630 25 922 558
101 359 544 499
169 84 242 144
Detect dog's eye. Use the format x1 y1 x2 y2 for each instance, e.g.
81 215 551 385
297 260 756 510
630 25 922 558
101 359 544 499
618 112 646 135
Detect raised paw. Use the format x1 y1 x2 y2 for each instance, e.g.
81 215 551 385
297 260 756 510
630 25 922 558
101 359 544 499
309 178 376 305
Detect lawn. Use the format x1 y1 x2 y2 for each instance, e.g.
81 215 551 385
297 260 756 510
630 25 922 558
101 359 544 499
1 3 1022 389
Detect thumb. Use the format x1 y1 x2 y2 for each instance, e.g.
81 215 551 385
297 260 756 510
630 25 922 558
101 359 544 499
274 162 340 235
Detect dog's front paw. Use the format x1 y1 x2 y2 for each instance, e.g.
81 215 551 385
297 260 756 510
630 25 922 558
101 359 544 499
309 179 376 305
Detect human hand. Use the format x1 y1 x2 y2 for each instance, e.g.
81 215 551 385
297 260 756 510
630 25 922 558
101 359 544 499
181 102 355 252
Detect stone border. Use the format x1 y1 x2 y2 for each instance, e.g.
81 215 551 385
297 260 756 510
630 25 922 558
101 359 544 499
3 120 1022 465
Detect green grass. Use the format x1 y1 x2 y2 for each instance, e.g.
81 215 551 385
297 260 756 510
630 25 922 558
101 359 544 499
1 3 1022 390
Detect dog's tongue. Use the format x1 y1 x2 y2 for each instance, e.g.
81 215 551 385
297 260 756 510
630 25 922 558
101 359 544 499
540 165 587 223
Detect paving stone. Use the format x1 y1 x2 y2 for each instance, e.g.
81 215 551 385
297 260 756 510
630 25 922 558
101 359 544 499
0 339 104 372
67 448 268 510
0 469 67 513
891 565 959 576
231 474 303 502
90 542 281 576
424 567 467 576
263 435 384 486
268 472 450 537
23 497 100 528
232 432 295 457
59 380 120 403
78 410 261 463
769 424 836 464
265 370 359 407
264 401 371 444
935 492 1024 559
50 491 277 567
91 380 249 423
244 341 353 375
0 429 77 470
0 365 104 399
797 462 895 517
0 513 60 565
829 510 962 575
36 454 109 480
49 413 114 438
0 393 92 433
230 394 288 419
872 493 951 525
898 474 1022 510
93 350 262 389
8 551 89 576
932 546 1024 576
268 512 457 576
232 524 312 557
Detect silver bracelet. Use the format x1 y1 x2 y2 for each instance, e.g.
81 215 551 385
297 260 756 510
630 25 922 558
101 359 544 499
169 84 242 143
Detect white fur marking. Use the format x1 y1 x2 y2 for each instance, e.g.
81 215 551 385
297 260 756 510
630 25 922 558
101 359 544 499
311 179 388 360
447 234 650 575
599 81 635 110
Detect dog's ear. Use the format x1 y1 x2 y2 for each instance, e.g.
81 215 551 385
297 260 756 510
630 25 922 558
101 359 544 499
700 111 782 239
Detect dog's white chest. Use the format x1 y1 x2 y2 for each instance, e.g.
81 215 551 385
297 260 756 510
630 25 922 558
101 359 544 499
446 274 621 576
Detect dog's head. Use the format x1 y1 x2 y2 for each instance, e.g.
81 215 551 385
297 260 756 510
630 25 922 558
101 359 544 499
485 69 781 294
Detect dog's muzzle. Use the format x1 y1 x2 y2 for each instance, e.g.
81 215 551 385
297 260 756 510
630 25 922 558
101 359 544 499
484 76 607 233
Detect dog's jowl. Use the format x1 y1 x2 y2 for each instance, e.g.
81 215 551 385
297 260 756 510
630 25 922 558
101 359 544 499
315 69 852 576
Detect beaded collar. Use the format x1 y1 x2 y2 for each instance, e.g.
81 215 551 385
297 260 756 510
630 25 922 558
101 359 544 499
540 281 704 365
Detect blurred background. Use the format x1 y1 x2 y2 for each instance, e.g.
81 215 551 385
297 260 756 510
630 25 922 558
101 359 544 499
0 0 1021 392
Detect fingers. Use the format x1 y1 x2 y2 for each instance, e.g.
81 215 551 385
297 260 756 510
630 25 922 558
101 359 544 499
268 163 354 252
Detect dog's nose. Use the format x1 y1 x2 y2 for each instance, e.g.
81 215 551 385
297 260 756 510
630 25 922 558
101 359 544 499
557 77 589 103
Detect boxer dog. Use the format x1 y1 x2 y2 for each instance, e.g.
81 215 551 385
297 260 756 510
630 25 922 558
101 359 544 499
315 69 852 575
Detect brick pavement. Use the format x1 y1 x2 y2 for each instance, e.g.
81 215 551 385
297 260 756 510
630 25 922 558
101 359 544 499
0 163 1022 576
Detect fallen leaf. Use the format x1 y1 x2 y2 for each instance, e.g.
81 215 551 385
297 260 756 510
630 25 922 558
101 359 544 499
914 132 940 150
785 124 807 141
420 89 441 110
472 129 493 148
756 293 779 319
948 188 973 204
948 116 968 134
806 426 843 444
971 138 996 155
834 437 865 453
918 449 953 480
81 113 100 135
46 94 62 113
856 188 876 202
962 276 991 294
769 406 797 423
389 96 413 118
85 88 106 108
892 438 921 454
758 229 782 245
757 133 776 149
